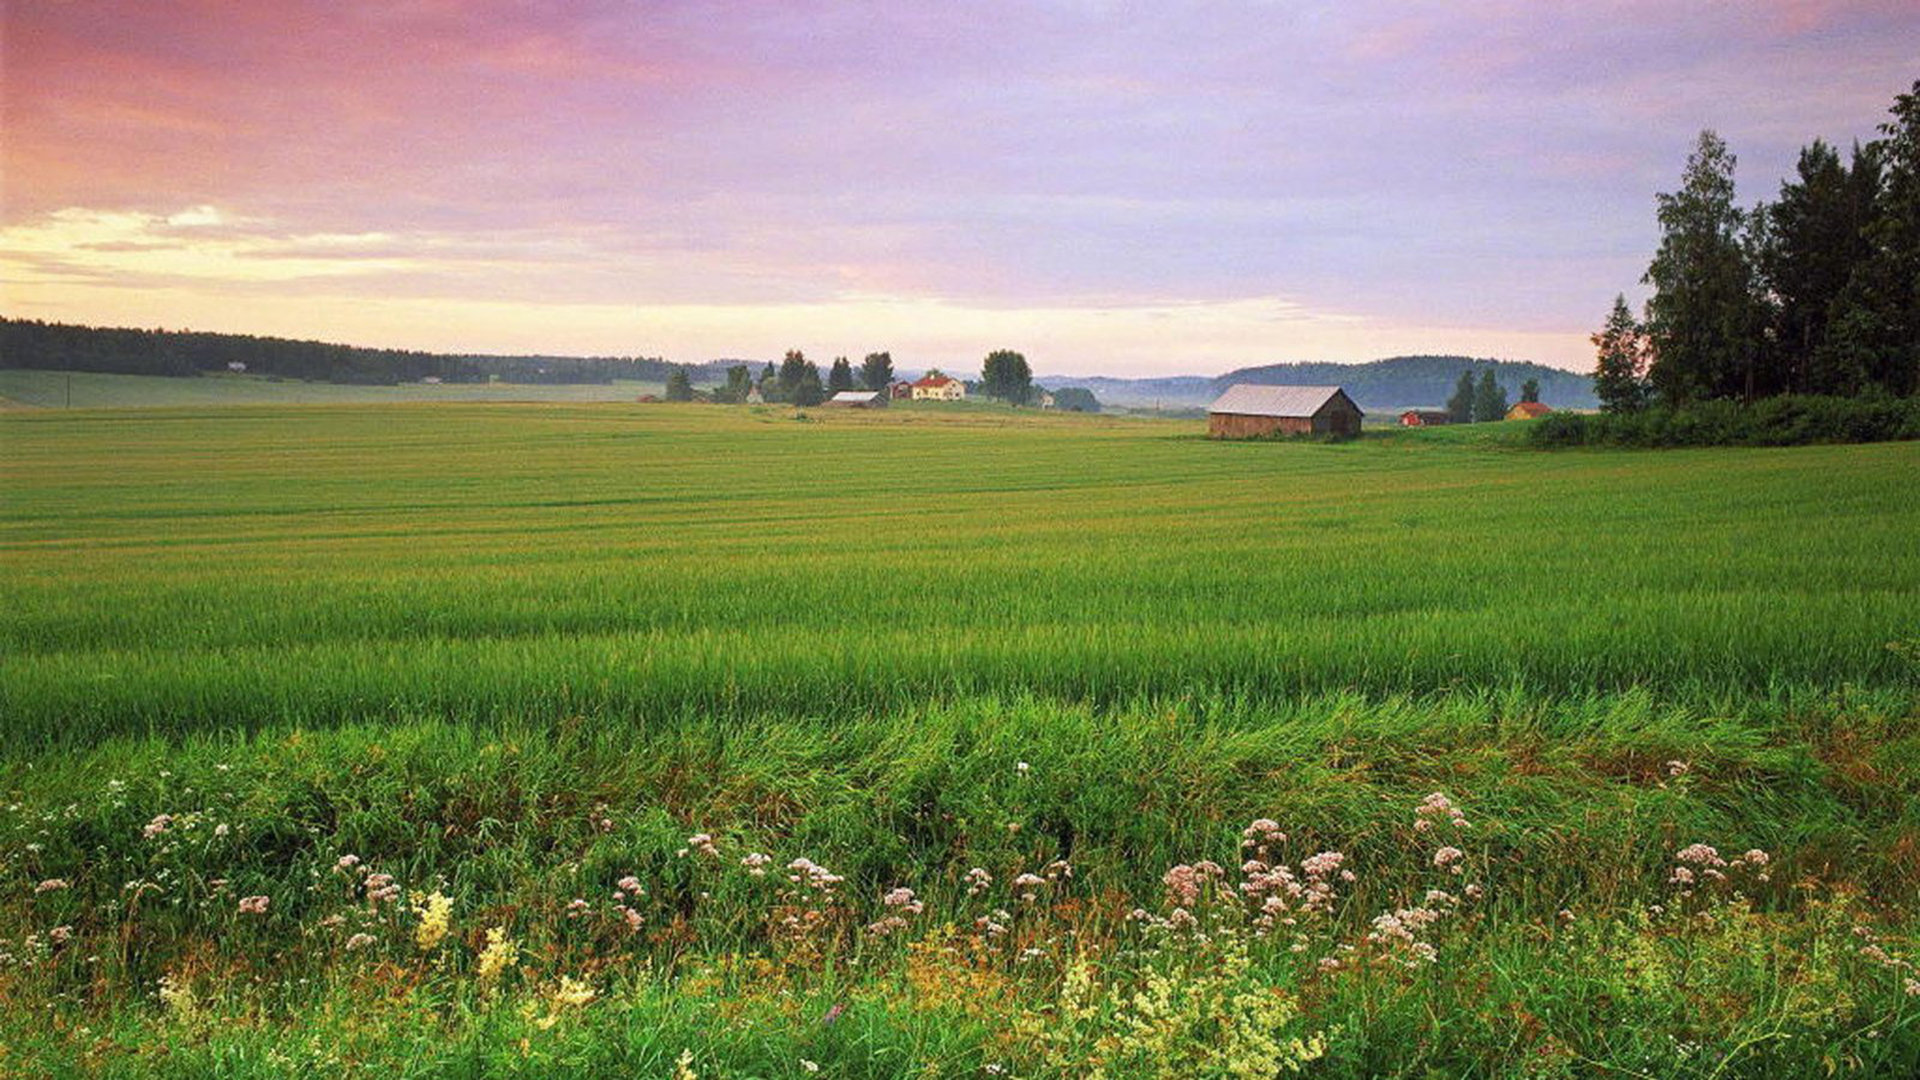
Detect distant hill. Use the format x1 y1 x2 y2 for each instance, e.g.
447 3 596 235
1030 374 1217 410
1215 356 1595 411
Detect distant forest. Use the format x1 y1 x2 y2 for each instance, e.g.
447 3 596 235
0 318 675 386
1218 355 1598 410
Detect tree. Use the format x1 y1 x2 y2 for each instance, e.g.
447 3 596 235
980 349 1033 404
861 351 894 390
777 350 809 395
1051 386 1100 412
1821 78 1920 397
828 356 854 392
758 361 781 402
664 365 694 402
793 363 825 407
1757 140 1882 394
1643 130 1765 403
1592 294 1652 413
1472 369 1508 422
1446 370 1476 423
713 364 752 403
1520 378 1540 404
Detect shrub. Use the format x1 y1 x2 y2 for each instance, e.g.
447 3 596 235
1528 395 1920 449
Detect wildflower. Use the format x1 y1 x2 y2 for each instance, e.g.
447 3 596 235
157 974 198 1019
476 926 518 983
1669 866 1695 885
566 898 590 918
1242 818 1287 849
740 852 772 877
1415 792 1469 830
1045 858 1073 881
1674 843 1726 868
617 904 644 932
49 926 72 945
365 873 400 904
681 833 718 858
213 823 230 838
1666 760 1689 777
786 858 844 891
1433 847 1465 874
673 1048 698 1080
1016 760 1030 775
344 933 375 950
616 875 644 896
237 895 270 915
965 867 992 896
1464 883 1484 900
142 814 173 839
34 879 68 894
336 854 361 872
1906 978 1920 997
801 1061 820 1074
411 891 453 951
1011 871 1047 903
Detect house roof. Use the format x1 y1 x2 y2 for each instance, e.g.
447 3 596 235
912 373 958 388
827 390 881 404
1507 401 1553 418
1207 384 1358 418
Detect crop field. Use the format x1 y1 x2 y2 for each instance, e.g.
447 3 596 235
4 402 1919 1077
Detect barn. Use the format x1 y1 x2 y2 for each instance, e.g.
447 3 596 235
824 390 887 408
1399 409 1451 427
1207 384 1364 439
1506 401 1553 420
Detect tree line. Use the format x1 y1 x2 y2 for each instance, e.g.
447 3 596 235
1442 369 1542 423
0 318 675 386
1594 80 1919 413
669 348 1055 408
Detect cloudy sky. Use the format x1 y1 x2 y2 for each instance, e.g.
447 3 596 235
4 2 1916 375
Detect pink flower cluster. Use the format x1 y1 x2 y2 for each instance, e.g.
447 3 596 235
678 833 719 859
1668 844 1771 891
237 895 269 915
965 867 993 896
1413 792 1468 834
1163 861 1225 908
34 879 68 894
740 852 772 877
865 887 925 937
142 814 173 839
365 873 400 904
1368 904 1445 967
1012 872 1048 903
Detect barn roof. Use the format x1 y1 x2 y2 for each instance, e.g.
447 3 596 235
1507 401 1552 418
826 390 882 404
1207 384 1358 418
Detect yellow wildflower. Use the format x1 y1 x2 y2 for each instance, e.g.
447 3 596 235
411 890 453 952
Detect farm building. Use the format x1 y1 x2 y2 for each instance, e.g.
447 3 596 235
889 380 914 400
911 372 966 401
1207 384 1363 439
1399 409 1451 427
1506 401 1553 420
824 390 887 408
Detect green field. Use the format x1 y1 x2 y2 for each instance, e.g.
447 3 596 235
0 368 673 409
4 403 1918 1076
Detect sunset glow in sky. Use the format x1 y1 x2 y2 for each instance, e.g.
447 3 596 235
5 2 1917 375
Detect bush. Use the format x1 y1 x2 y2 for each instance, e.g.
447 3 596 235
1528 395 1920 449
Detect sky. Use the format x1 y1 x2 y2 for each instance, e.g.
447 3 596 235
4 2 1917 377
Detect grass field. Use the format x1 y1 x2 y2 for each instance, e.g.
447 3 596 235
3 402 1918 1076
0 369 673 409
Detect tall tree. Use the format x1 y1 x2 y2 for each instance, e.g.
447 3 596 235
664 365 694 402
980 349 1033 404
1822 79 1920 397
1758 140 1882 394
1643 130 1764 404
827 356 854 392
792 362 825 407
1592 294 1652 413
777 350 809 395
1472 369 1508 422
861 351 894 390
715 364 752 403
1445 370 1476 423
758 361 781 402
1519 378 1541 404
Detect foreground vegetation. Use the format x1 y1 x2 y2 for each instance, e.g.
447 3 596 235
3 404 1917 1075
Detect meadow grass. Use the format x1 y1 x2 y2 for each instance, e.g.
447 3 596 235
2 402 1917 1076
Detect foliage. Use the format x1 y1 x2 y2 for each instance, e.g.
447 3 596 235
1472 368 1508 422
1644 130 1764 405
1519 377 1539 404
861 351 894 391
827 357 855 392
1593 294 1653 413
664 366 694 402
712 365 753 404
1446 370 1476 423
1050 386 1100 412
1528 394 1920 448
1218 355 1599 411
980 349 1033 405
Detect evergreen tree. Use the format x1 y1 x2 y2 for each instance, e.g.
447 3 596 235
715 364 752 403
1643 130 1765 403
758 362 781 402
980 349 1033 404
1592 295 1652 413
1758 140 1882 394
1520 378 1540 404
777 350 809 395
828 356 854 392
1446 370 1476 423
861 351 894 390
1822 79 1920 397
793 363 826 407
664 366 694 402
1472 369 1508 421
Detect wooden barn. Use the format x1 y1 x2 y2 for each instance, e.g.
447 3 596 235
1506 401 1553 420
1207 384 1364 439
1399 409 1451 427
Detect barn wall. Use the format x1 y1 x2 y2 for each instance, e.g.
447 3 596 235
1208 413 1312 439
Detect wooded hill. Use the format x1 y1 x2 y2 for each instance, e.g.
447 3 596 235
1216 356 1597 410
